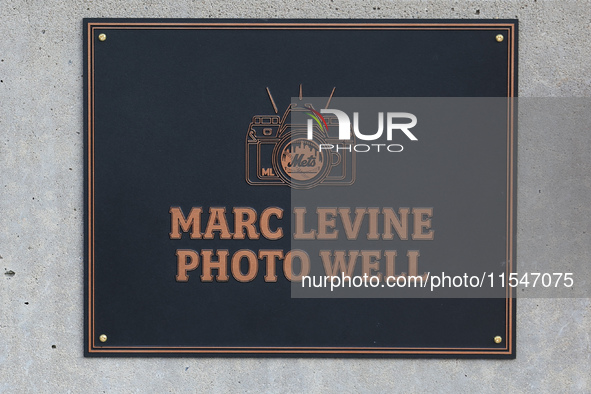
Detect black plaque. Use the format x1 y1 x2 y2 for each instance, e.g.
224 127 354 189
84 19 517 357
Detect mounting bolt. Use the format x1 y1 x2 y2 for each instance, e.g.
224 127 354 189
98 33 107 42
99 334 107 342
495 34 504 42
493 335 502 344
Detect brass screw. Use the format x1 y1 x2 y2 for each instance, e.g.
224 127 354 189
99 334 107 342
493 335 502 344
495 34 504 43
98 33 107 42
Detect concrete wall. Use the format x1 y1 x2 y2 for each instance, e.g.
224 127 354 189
1 1 589 392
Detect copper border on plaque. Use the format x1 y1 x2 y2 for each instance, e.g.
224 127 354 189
86 21 517 355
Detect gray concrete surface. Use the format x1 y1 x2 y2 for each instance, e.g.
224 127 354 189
1 0 590 392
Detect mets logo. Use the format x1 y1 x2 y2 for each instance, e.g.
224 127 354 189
245 87 356 189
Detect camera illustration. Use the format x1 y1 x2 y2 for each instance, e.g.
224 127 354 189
245 102 356 189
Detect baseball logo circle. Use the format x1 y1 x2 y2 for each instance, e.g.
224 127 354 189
272 130 332 189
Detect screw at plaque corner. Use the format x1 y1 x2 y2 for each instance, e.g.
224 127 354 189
495 34 504 42
493 335 502 344
98 33 107 42
99 334 107 342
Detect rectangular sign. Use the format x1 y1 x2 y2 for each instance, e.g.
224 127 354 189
84 19 517 357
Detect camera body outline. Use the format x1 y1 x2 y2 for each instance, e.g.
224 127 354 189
246 103 356 189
